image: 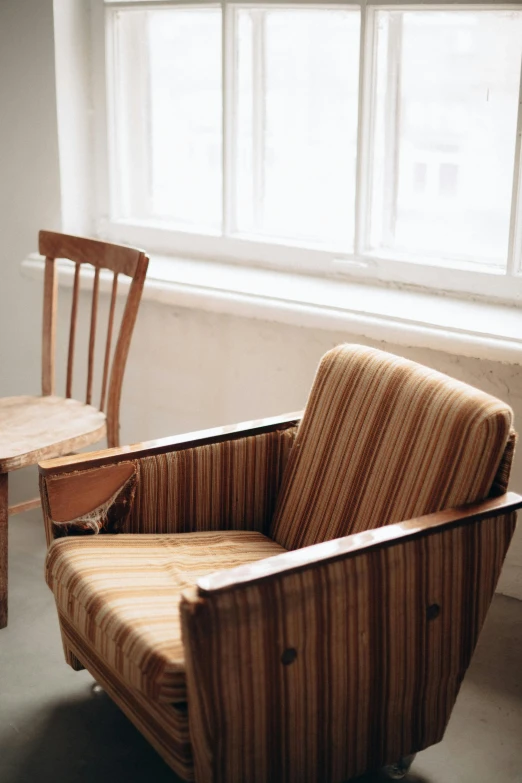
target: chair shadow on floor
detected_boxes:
[3,679,435,783]
[1,684,180,783]
[462,595,522,703]
[354,768,431,783]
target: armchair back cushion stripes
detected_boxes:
[271,345,513,550]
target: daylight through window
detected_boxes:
[101,2,522,297]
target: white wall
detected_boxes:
[0,1,521,600]
[0,0,62,503]
[0,0,62,396]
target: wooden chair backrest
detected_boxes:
[39,230,149,448]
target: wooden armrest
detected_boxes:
[197,491,522,594]
[39,412,302,544]
[38,411,302,476]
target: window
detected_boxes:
[95,2,522,300]
[234,9,360,248]
[369,10,522,267]
[110,7,223,230]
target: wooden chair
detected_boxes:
[0,230,149,628]
[39,345,521,782]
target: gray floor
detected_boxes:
[1,509,521,783]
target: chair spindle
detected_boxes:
[100,272,119,412]
[66,261,81,399]
[42,257,57,396]
[86,266,100,406]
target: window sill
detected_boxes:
[21,254,522,365]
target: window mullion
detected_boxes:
[507,54,522,277]
[222,2,236,237]
[381,13,402,249]
[252,9,266,234]
[354,1,374,256]
[112,9,153,220]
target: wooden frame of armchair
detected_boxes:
[39,410,522,783]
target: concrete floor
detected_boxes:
[1,509,521,783]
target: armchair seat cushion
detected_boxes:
[45,530,286,703]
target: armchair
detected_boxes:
[39,345,521,782]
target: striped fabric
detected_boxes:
[46,531,286,702]
[490,430,517,497]
[271,345,513,550]
[126,427,297,535]
[181,512,517,783]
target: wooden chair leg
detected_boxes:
[0,472,8,629]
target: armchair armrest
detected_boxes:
[180,493,521,783]
[196,491,522,592]
[39,412,301,545]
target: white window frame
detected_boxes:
[91,0,522,303]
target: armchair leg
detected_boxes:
[60,625,85,671]
[66,649,85,671]
[0,472,8,629]
[63,644,85,671]
[381,754,417,779]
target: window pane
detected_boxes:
[370,11,522,266]
[111,8,222,231]
[235,9,360,250]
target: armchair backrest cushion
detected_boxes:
[271,345,513,550]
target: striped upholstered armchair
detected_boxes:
[40,345,521,782]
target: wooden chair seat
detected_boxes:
[0,395,106,472]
